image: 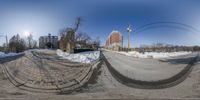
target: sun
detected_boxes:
[23,30,31,37]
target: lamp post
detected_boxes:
[127,24,132,50]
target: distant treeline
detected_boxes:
[0,34,37,53]
[119,43,200,52]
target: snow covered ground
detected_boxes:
[56,49,100,63]
[104,49,192,59]
[119,51,192,59]
[0,52,22,58]
[2,49,99,63]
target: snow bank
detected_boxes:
[141,52,192,59]
[115,51,191,59]
[56,49,100,63]
[0,52,22,58]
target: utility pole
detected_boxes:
[0,33,8,53]
[5,35,8,52]
[127,24,132,49]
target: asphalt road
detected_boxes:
[103,51,198,81]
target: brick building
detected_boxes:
[105,30,123,51]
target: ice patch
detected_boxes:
[0,52,22,58]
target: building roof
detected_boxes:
[107,30,122,40]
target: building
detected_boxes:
[105,30,123,51]
[39,33,58,49]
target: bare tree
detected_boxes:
[59,17,82,53]
[75,32,92,48]
[9,34,26,53]
[74,17,82,32]
[75,32,91,42]
[26,34,37,49]
[27,34,33,49]
[94,36,100,48]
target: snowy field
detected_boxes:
[104,49,192,59]
[57,49,100,63]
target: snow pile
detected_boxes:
[0,52,22,58]
[142,52,192,59]
[117,51,192,59]
[57,49,100,63]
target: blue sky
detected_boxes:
[0,0,200,47]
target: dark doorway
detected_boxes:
[46,42,54,49]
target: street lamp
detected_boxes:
[127,24,132,50]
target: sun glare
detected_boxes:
[23,30,30,37]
